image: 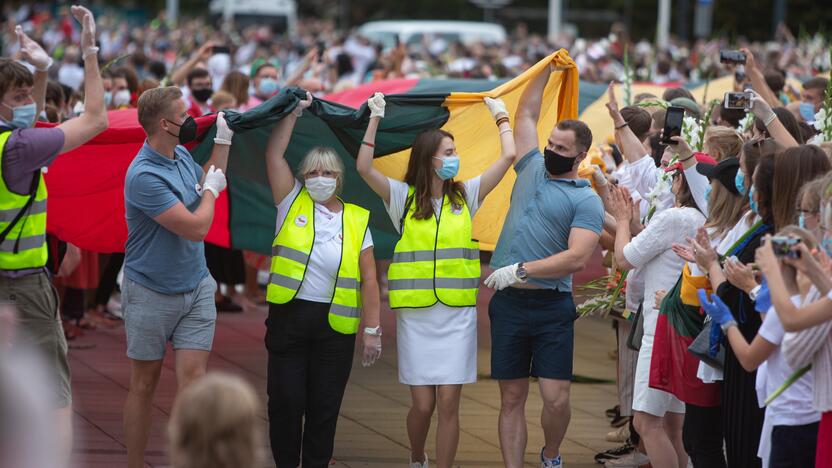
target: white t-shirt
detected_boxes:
[757,298,821,427]
[384,176,482,233]
[276,180,373,303]
[684,165,711,217]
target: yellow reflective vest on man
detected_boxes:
[0,130,48,271]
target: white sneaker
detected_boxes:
[606,424,630,442]
[540,447,562,467]
[409,453,428,468]
[604,450,649,467]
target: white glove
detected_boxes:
[368,92,386,118]
[592,164,607,186]
[202,165,227,198]
[747,89,775,126]
[484,97,508,121]
[16,26,52,71]
[70,5,97,57]
[362,333,382,367]
[294,91,313,117]
[484,263,526,291]
[214,112,233,145]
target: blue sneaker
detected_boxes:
[540,447,562,467]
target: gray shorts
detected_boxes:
[122,275,217,361]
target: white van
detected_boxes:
[357,20,507,50]
[209,0,297,33]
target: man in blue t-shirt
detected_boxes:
[483,65,605,468]
[122,85,234,468]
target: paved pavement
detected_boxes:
[69,263,622,468]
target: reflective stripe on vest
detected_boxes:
[388,186,480,309]
[0,131,48,270]
[266,187,369,334]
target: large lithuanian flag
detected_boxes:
[43,49,579,258]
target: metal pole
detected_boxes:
[656,0,671,49]
[548,0,562,41]
[165,0,178,26]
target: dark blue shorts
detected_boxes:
[488,287,576,381]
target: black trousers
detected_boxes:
[265,299,355,468]
[95,253,124,306]
[769,422,819,468]
[684,403,727,468]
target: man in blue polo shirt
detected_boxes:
[122,85,234,468]
[483,65,605,468]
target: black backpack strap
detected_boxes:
[0,171,40,245]
[399,193,414,233]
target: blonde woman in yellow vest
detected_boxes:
[357,93,516,468]
[262,91,381,468]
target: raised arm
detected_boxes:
[265,92,312,204]
[748,90,798,148]
[201,112,233,173]
[57,6,108,153]
[15,26,50,116]
[478,97,516,202]
[741,48,781,108]
[606,83,648,164]
[169,41,214,86]
[514,62,551,160]
[284,48,318,88]
[608,185,636,269]
[356,93,391,204]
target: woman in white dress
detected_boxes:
[356,93,515,468]
[608,157,707,468]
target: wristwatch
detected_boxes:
[748,284,762,301]
[364,326,382,336]
[515,262,528,281]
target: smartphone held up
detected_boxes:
[661,106,685,145]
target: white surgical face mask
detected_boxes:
[113,89,131,107]
[305,176,338,202]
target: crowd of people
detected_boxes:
[3,2,832,468]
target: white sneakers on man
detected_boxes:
[409,453,428,468]
[603,450,649,467]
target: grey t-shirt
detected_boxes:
[123,141,209,294]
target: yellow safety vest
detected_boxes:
[0,130,48,271]
[388,186,480,308]
[266,187,369,334]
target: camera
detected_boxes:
[771,236,802,259]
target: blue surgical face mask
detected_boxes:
[258,78,279,97]
[704,185,713,205]
[749,184,759,214]
[1,102,37,129]
[734,170,746,196]
[433,154,460,180]
[823,234,832,257]
[104,91,113,108]
[800,101,816,122]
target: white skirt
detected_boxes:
[396,303,477,385]
[632,332,686,416]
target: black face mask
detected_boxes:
[543,148,579,175]
[165,116,198,145]
[191,88,213,103]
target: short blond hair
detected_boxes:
[704,126,743,160]
[137,86,182,135]
[297,146,345,194]
[210,90,236,110]
[168,373,260,468]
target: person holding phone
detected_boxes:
[356,92,515,468]
[701,226,821,468]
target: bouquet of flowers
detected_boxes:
[810,48,832,145]
[575,272,629,319]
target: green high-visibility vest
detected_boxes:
[388,186,480,309]
[266,187,369,334]
[0,130,48,271]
